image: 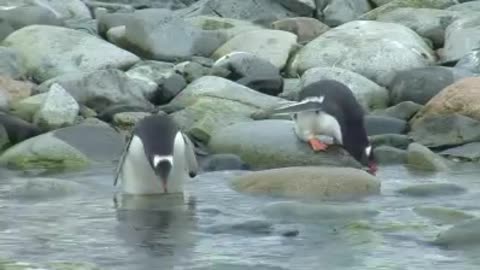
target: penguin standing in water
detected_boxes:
[114,114,199,195]
[272,80,378,175]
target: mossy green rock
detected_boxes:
[231,166,381,200]
[209,120,361,169]
[9,93,47,122]
[0,132,90,171]
[359,0,459,20]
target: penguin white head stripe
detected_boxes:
[153,155,173,167]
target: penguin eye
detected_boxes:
[292,113,298,119]
[314,110,320,115]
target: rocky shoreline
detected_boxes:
[0,0,480,266]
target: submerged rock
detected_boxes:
[434,218,480,247]
[397,183,467,197]
[200,153,250,172]
[209,120,361,169]
[413,206,475,225]
[4,177,81,200]
[370,134,412,149]
[406,142,449,171]
[231,166,381,200]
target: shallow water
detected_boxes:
[0,164,480,270]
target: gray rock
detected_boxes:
[370,133,412,149]
[208,120,361,169]
[90,0,189,9]
[0,16,14,41]
[373,145,407,164]
[0,112,41,144]
[184,16,264,41]
[434,218,480,247]
[413,206,474,225]
[169,76,289,142]
[397,183,467,197]
[200,153,250,172]
[35,69,155,113]
[0,123,8,150]
[84,0,135,14]
[408,114,480,148]
[376,8,460,48]
[124,8,226,61]
[29,0,92,19]
[0,5,63,30]
[9,93,46,122]
[388,66,472,105]
[112,111,150,130]
[320,0,371,27]
[299,67,389,111]
[212,51,283,96]
[446,1,480,13]
[174,60,211,83]
[443,16,480,62]
[5,177,81,200]
[0,123,124,171]
[231,166,381,200]
[271,17,330,44]
[359,0,459,20]
[2,25,140,83]
[176,0,298,25]
[288,20,435,86]
[372,101,423,121]
[281,78,301,98]
[276,0,315,16]
[406,142,449,171]
[261,201,379,222]
[212,29,298,70]
[96,9,133,36]
[455,49,480,74]
[62,17,98,35]
[439,142,480,161]
[126,60,175,85]
[106,25,128,48]
[33,83,79,131]
[365,115,408,136]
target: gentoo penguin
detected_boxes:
[113,114,199,194]
[272,80,378,175]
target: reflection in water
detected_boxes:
[113,193,198,268]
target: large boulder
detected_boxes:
[288,20,435,86]
[359,0,459,20]
[168,76,289,142]
[208,119,361,169]
[409,114,480,148]
[299,67,389,111]
[319,0,371,27]
[1,25,140,82]
[410,77,480,127]
[455,49,480,75]
[35,69,155,113]
[376,8,460,48]
[231,166,381,200]
[175,0,298,25]
[123,9,226,61]
[442,16,480,62]
[0,123,124,171]
[271,17,330,44]
[212,29,298,70]
[0,46,24,79]
[388,66,472,105]
[406,142,449,171]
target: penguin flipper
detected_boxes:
[272,101,325,115]
[113,134,133,186]
[182,133,199,178]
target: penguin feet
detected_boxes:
[308,138,328,151]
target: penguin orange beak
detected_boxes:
[308,138,328,151]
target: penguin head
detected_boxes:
[361,145,377,176]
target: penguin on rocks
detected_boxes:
[271,80,378,175]
[113,113,199,195]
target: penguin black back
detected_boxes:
[300,80,370,163]
[133,114,179,163]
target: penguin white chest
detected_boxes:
[120,136,163,194]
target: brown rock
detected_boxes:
[231,166,381,201]
[0,76,34,105]
[410,77,480,128]
[271,17,330,44]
